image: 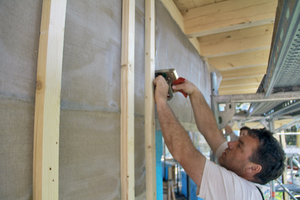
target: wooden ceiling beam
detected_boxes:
[207,49,270,71]
[219,88,258,95]
[220,65,267,80]
[161,0,201,54]
[198,24,274,57]
[219,83,260,93]
[220,76,264,88]
[182,0,277,38]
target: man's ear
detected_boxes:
[245,163,262,175]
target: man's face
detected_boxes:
[218,135,259,178]
[240,129,248,137]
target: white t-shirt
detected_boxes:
[197,142,266,200]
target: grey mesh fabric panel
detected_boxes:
[60,1,122,199]
[0,0,42,199]
[0,0,212,199]
[135,1,146,196]
[155,0,211,126]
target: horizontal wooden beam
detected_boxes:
[189,37,201,54]
[207,49,270,71]
[220,65,267,80]
[173,0,217,11]
[220,76,264,88]
[198,24,274,57]
[161,0,201,54]
[219,83,260,94]
[219,88,258,95]
[161,0,184,31]
[182,0,277,37]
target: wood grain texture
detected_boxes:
[183,0,277,37]
[121,0,135,199]
[33,0,67,199]
[145,0,157,199]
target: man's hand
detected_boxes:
[153,75,169,103]
[172,79,197,96]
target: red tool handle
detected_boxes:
[172,77,188,98]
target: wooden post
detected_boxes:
[121,0,135,199]
[33,0,67,199]
[145,0,156,199]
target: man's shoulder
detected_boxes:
[202,159,262,199]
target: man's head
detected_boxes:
[219,128,285,185]
[240,126,250,137]
[247,128,286,184]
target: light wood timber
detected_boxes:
[219,84,260,95]
[145,0,157,199]
[173,0,226,11]
[198,24,274,57]
[182,0,277,38]
[121,0,135,199]
[161,0,201,54]
[219,88,258,95]
[172,0,196,11]
[208,49,270,71]
[33,0,67,199]
[220,65,267,80]
[189,37,201,54]
[161,0,184,32]
[220,76,264,88]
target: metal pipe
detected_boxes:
[276,179,297,200]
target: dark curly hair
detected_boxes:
[247,128,286,185]
[240,126,250,132]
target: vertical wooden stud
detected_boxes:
[145,0,157,199]
[33,0,67,199]
[121,0,135,199]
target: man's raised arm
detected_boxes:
[154,76,206,187]
[172,79,226,153]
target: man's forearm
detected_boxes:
[189,89,226,153]
[156,99,206,186]
[156,99,193,159]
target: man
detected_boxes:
[224,125,250,141]
[154,76,285,200]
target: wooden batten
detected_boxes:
[121,0,135,199]
[145,0,156,199]
[33,0,67,199]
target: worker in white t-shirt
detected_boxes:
[154,76,285,200]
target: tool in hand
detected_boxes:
[155,69,188,100]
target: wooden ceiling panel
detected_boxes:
[173,0,225,11]
[166,0,277,95]
[219,87,258,95]
[198,24,274,57]
[182,0,277,37]
[173,0,197,11]
[220,65,267,80]
[207,49,270,71]
[220,76,264,88]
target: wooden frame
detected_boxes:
[121,0,135,199]
[33,0,67,199]
[145,0,156,199]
